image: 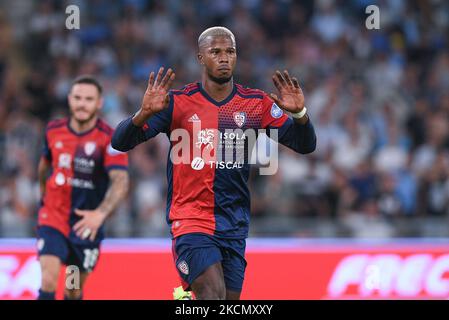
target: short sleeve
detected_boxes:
[104,137,129,172]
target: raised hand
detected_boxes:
[133,67,175,126]
[270,70,305,114]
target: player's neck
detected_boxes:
[69,116,98,134]
[201,77,234,102]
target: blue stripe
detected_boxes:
[105,165,128,171]
[199,82,237,107]
[165,143,173,235]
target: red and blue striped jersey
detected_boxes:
[112,82,316,239]
[39,118,128,240]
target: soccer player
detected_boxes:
[37,76,129,300]
[112,26,316,300]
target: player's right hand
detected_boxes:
[133,67,175,126]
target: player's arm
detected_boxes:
[97,169,129,218]
[38,130,52,199]
[111,67,175,151]
[37,157,51,199]
[267,70,316,154]
[73,169,129,241]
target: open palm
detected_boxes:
[270,70,305,113]
[142,67,176,116]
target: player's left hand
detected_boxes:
[73,209,107,241]
[270,70,305,113]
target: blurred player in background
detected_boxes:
[112,26,316,299]
[37,76,129,300]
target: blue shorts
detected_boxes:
[172,233,247,292]
[36,226,101,273]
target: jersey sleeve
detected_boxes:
[260,93,290,137]
[260,93,316,154]
[104,135,129,172]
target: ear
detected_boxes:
[97,96,104,110]
[197,53,204,65]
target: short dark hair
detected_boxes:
[71,75,103,95]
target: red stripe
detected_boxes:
[183,83,199,94]
[172,83,199,94]
[168,95,217,238]
[38,127,74,237]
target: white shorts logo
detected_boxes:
[177,260,189,275]
[37,238,45,252]
[191,157,205,170]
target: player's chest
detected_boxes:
[172,98,264,131]
[49,136,104,173]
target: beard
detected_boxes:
[71,109,97,124]
[208,71,232,85]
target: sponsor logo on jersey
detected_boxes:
[74,157,95,174]
[55,172,66,186]
[58,153,72,169]
[188,113,201,123]
[191,157,205,170]
[196,129,215,150]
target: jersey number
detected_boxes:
[83,249,99,271]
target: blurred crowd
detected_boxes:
[0,0,448,238]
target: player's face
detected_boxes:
[198,36,236,84]
[68,83,102,123]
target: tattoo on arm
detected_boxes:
[97,169,130,217]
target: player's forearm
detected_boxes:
[38,157,50,198]
[97,170,129,218]
[132,109,154,127]
[111,116,148,152]
[280,118,317,154]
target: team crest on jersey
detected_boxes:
[233,111,246,128]
[84,142,96,156]
[271,103,283,119]
[177,260,189,275]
